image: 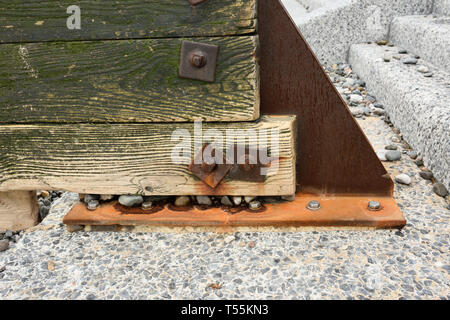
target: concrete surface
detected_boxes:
[434,0,450,15]
[349,43,450,189]
[390,15,450,74]
[0,116,448,299]
[282,0,433,65]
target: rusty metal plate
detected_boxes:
[189,144,233,188]
[63,194,406,229]
[179,40,219,82]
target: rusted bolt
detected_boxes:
[248,200,262,211]
[306,200,321,211]
[87,199,99,211]
[368,200,381,211]
[190,51,207,68]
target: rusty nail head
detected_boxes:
[368,200,381,211]
[306,200,321,211]
[190,51,207,68]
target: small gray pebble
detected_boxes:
[232,196,242,206]
[174,196,190,207]
[408,151,418,159]
[244,196,256,203]
[385,144,398,150]
[0,239,9,252]
[432,183,448,197]
[221,196,233,206]
[196,196,212,206]
[385,150,402,161]
[395,174,412,185]
[402,58,418,65]
[118,195,143,207]
[419,171,433,180]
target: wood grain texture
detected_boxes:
[0,191,39,231]
[0,0,257,43]
[0,36,259,123]
[0,116,296,196]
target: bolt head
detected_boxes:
[248,200,262,211]
[306,200,320,211]
[87,199,99,211]
[368,200,381,211]
[142,201,153,210]
[190,51,207,68]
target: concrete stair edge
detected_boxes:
[349,43,450,188]
[389,15,450,74]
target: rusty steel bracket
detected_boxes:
[179,40,219,82]
[259,0,394,196]
[188,144,233,188]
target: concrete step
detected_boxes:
[282,0,433,65]
[434,0,450,15]
[349,43,450,188]
[281,0,308,18]
[390,15,450,73]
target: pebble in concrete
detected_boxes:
[417,66,429,73]
[385,144,398,150]
[395,174,412,185]
[385,150,402,161]
[419,171,433,180]
[432,183,448,197]
[0,240,9,252]
[402,57,418,65]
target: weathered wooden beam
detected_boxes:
[0,36,259,123]
[0,0,256,43]
[0,116,296,196]
[0,191,39,231]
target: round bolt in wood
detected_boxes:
[87,199,99,211]
[306,200,320,211]
[190,51,207,68]
[368,200,381,211]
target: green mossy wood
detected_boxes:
[0,116,296,196]
[0,0,256,43]
[0,36,259,123]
